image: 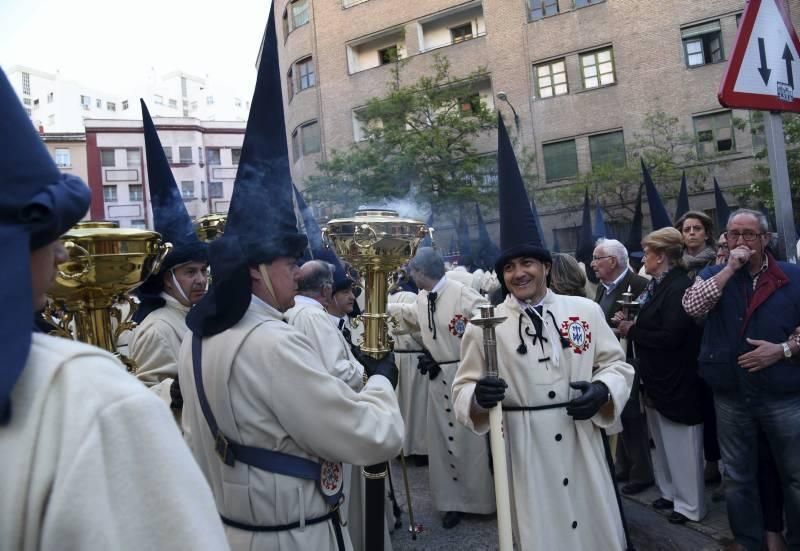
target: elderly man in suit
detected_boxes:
[591,238,653,495]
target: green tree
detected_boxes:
[740,111,800,212]
[303,54,500,217]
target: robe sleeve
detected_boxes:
[291,308,364,391]
[586,301,634,429]
[453,322,490,435]
[40,372,229,550]
[240,329,404,466]
[130,319,179,387]
[387,302,420,336]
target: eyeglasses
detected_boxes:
[591,255,614,262]
[726,231,764,243]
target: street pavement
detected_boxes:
[388,457,726,550]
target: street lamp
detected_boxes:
[496,91,520,131]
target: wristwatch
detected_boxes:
[782,342,793,359]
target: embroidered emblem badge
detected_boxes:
[560,316,592,354]
[320,461,344,498]
[449,314,468,337]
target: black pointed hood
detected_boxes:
[136,100,208,322]
[575,189,596,282]
[474,203,500,270]
[0,66,90,424]
[187,8,307,337]
[626,183,644,256]
[713,178,731,232]
[495,114,550,275]
[675,171,690,220]
[641,158,672,230]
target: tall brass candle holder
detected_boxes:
[324,208,428,551]
[45,221,171,371]
[195,213,227,242]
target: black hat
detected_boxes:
[187,8,307,336]
[0,66,90,424]
[494,114,550,276]
[135,100,208,322]
[474,203,499,269]
[575,189,596,282]
[641,158,672,230]
[713,178,731,232]
[675,171,690,220]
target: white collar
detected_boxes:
[293,294,325,309]
[250,293,283,319]
[160,291,191,313]
[601,269,628,292]
[431,277,447,294]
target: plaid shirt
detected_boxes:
[682,255,769,318]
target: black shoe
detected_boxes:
[614,471,630,482]
[652,498,674,510]
[442,511,463,529]
[668,511,690,524]
[621,481,653,495]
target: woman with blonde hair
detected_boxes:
[549,253,587,298]
[614,227,706,524]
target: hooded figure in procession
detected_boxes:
[128,100,209,416]
[0,66,229,551]
[452,116,634,550]
[176,10,403,551]
[389,245,496,529]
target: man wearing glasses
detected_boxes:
[590,239,653,495]
[683,209,800,551]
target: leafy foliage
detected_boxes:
[303,55,499,218]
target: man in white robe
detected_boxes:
[129,100,209,416]
[452,117,634,550]
[389,247,495,529]
[0,67,228,550]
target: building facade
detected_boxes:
[84,117,245,228]
[271,0,799,249]
[6,65,251,133]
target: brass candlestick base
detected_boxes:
[45,221,171,371]
[324,208,428,551]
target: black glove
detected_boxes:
[566,381,610,420]
[359,352,398,388]
[169,377,183,410]
[416,351,441,381]
[474,376,507,409]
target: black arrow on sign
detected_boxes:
[758,38,771,85]
[783,44,795,88]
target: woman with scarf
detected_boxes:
[614,228,706,525]
[675,211,723,486]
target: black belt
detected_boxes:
[503,401,570,412]
[221,509,345,550]
[438,359,459,365]
[394,349,424,354]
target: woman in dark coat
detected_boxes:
[615,227,706,525]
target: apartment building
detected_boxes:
[270,0,799,248]
[6,65,251,133]
[84,117,245,228]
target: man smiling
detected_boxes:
[452,117,634,549]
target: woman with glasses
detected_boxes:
[614,227,706,525]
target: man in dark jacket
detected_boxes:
[683,209,800,551]
[591,238,653,495]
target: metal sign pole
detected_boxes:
[763,111,797,263]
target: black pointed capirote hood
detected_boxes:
[641,158,672,230]
[495,114,550,274]
[675,171,690,220]
[0,66,90,424]
[713,178,731,232]
[187,7,307,337]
